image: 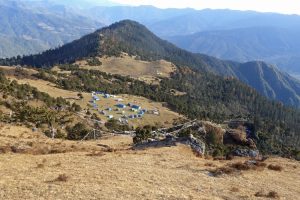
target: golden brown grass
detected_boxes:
[76,55,176,84]
[0,123,299,199]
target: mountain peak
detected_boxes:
[107,19,144,28]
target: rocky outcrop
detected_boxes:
[186,134,206,156]
[233,148,259,158]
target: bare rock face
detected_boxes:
[186,134,206,156]
[233,148,259,158]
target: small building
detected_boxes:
[153,111,159,115]
[99,110,106,115]
[92,95,100,101]
[128,115,135,119]
[138,110,145,115]
[116,104,126,109]
[131,105,141,110]
[104,94,110,98]
[108,115,114,119]
[107,107,112,111]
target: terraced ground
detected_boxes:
[0,124,299,200]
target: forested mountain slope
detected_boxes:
[2,20,300,107]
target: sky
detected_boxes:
[109,0,300,15]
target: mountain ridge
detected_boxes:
[167,26,300,77]
[1,20,300,107]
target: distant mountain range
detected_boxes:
[81,6,300,78]
[2,20,300,108]
[1,2,300,78]
[0,0,103,58]
[167,26,300,78]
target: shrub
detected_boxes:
[212,144,231,157]
[255,191,279,199]
[204,123,225,145]
[178,128,194,138]
[66,123,90,140]
[87,57,102,66]
[77,93,83,99]
[36,163,44,168]
[133,126,153,144]
[209,166,235,177]
[55,174,68,182]
[226,154,234,160]
[44,129,65,139]
[72,103,82,112]
[230,162,251,170]
[204,163,217,167]
[268,164,283,171]
[105,119,130,131]
[230,187,240,192]
[254,161,267,168]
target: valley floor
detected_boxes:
[0,125,299,200]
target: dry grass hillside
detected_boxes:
[76,55,176,84]
[0,124,299,200]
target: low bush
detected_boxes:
[204,123,225,145]
[255,191,279,199]
[55,174,68,182]
[204,163,217,167]
[209,166,236,176]
[87,57,102,66]
[66,123,90,140]
[133,126,155,144]
[105,119,131,131]
[209,160,267,177]
[268,164,283,171]
[230,187,240,192]
[230,162,251,170]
